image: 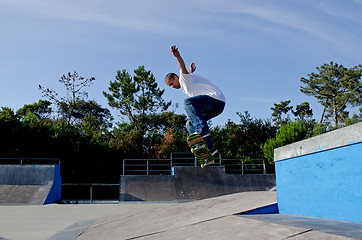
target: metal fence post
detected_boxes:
[123,159,125,176]
[242,159,244,174]
[90,185,93,203]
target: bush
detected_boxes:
[263,121,307,164]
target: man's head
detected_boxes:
[165,73,181,89]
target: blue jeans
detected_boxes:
[183,95,225,151]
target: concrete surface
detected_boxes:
[78,191,277,240]
[0,202,179,240]
[121,166,275,201]
[243,214,362,239]
[76,191,360,240]
[0,192,360,240]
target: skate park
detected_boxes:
[0,122,361,239]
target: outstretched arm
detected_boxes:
[170,45,188,74]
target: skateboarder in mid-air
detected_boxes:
[165,45,226,166]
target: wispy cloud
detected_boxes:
[1,0,159,30]
[238,97,276,103]
[202,0,362,59]
[0,65,17,73]
[1,0,361,59]
[213,1,334,41]
[353,0,362,5]
[0,0,211,36]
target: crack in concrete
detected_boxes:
[282,229,313,239]
[125,215,229,239]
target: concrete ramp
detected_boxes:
[120,166,275,201]
[77,192,280,240]
[76,191,356,239]
[0,165,61,205]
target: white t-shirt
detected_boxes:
[179,71,226,102]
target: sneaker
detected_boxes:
[201,154,215,168]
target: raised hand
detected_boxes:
[170,45,188,74]
[171,45,180,58]
[190,62,196,73]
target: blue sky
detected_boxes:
[1,0,362,126]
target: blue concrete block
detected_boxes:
[276,142,362,223]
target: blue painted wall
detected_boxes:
[276,142,362,223]
[44,164,62,205]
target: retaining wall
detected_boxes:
[275,122,362,223]
[120,166,275,201]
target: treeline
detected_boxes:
[0,62,361,182]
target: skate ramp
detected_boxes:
[78,192,277,240]
[76,191,356,240]
[120,166,275,201]
[0,164,61,204]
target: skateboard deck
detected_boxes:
[187,133,214,168]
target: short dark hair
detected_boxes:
[165,73,177,82]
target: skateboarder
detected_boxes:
[165,45,226,158]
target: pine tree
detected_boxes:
[300,62,362,127]
[103,66,172,155]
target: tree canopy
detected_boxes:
[300,62,362,127]
[1,61,362,187]
[103,65,171,133]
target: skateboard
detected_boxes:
[187,133,214,168]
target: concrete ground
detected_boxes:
[0,202,179,240]
[0,192,361,240]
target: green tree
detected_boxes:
[148,112,188,158]
[292,102,317,137]
[0,107,18,122]
[271,100,293,128]
[212,111,276,159]
[39,71,96,125]
[292,102,313,122]
[341,106,362,126]
[62,100,113,128]
[263,121,307,164]
[16,100,52,121]
[0,107,20,151]
[103,66,172,155]
[300,62,362,127]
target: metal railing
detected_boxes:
[123,154,266,175]
[61,183,120,202]
[0,157,61,165]
[123,159,172,175]
[221,159,266,174]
